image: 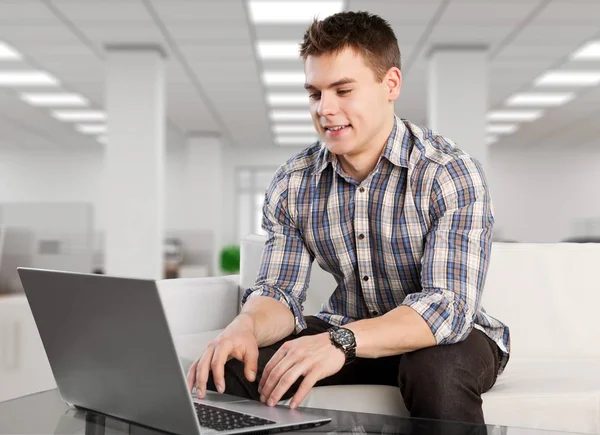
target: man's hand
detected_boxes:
[258,333,345,409]
[186,314,259,399]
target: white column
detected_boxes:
[427,46,489,173]
[104,45,166,279]
[186,135,223,276]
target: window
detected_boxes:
[237,167,278,239]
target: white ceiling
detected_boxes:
[0,0,599,151]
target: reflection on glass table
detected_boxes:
[0,389,586,435]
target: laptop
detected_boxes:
[18,267,331,435]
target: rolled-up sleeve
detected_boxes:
[402,156,494,345]
[241,168,314,334]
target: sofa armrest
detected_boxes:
[157,276,240,336]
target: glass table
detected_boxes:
[0,389,583,435]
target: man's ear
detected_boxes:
[386,67,402,101]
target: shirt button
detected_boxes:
[371,310,379,316]
[358,233,365,240]
[359,187,365,193]
[363,275,369,282]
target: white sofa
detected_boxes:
[2,237,599,433]
[159,235,600,435]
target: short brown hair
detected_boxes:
[300,11,401,82]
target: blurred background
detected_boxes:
[0,0,600,293]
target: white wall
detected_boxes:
[0,148,105,230]
[0,145,215,233]
[489,144,600,242]
[2,141,599,271]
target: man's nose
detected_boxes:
[317,93,338,117]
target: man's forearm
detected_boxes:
[237,296,296,348]
[345,306,436,358]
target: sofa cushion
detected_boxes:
[157,277,239,336]
[244,235,600,362]
[483,359,600,434]
[173,329,223,373]
[283,385,408,417]
[483,243,600,360]
[283,360,600,434]
[175,330,600,435]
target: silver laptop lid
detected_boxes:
[18,267,201,435]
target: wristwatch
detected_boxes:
[328,327,356,365]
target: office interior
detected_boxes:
[0,0,599,288]
[1,0,600,426]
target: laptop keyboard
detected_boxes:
[194,402,276,432]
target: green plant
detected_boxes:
[220,245,241,274]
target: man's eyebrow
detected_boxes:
[304,77,356,90]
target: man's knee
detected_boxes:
[398,333,494,422]
[206,358,257,399]
[399,344,472,400]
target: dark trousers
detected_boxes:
[207,316,500,424]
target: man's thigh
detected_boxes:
[397,328,500,424]
[316,354,401,388]
[208,316,331,400]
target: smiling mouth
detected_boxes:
[324,124,351,131]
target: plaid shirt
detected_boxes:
[243,116,510,373]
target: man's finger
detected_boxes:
[195,346,215,398]
[260,349,300,402]
[243,344,259,383]
[186,358,200,392]
[289,372,320,409]
[266,362,307,406]
[259,345,289,393]
[210,341,234,393]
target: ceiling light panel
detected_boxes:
[21,93,89,107]
[572,41,600,60]
[267,93,309,106]
[535,71,600,87]
[52,110,106,122]
[275,135,319,145]
[485,136,498,145]
[270,110,312,121]
[272,124,315,134]
[257,41,301,60]
[486,124,518,135]
[76,124,107,134]
[505,92,575,107]
[487,110,543,122]
[0,41,22,60]
[263,71,305,86]
[0,71,59,86]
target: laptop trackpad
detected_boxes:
[197,390,251,403]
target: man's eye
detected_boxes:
[309,94,321,100]
[338,89,351,95]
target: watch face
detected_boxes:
[334,329,354,346]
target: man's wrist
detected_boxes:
[235,312,256,334]
[327,328,356,364]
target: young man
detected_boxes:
[187,11,510,424]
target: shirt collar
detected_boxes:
[380,115,410,169]
[314,115,410,175]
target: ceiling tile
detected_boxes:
[149,0,249,23]
[51,0,153,22]
[0,0,58,23]
[510,25,599,45]
[349,1,443,23]
[439,1,540,24]
[533,1,600,24]
[428,24,514,45]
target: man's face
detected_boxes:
[304,47,400,157]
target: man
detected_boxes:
[187,11,510,424]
